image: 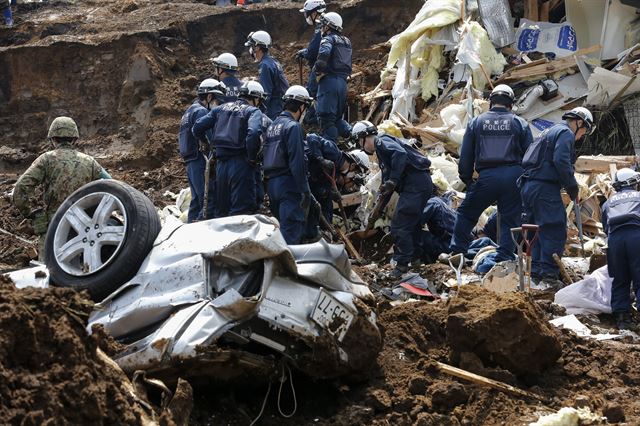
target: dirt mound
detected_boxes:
[0,276,148,424]
[446,286,562,376]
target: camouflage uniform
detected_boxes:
[13,117,110,257]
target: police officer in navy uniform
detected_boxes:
[211,52,242,104]
[263,85,314,245]
[179,78,226,222]
[296,0,326,125]
[602,168,640,330]
[520,106,594,285]
[448,84,533,266]
[352,120,433,278]
[192,81,265,218]
[304,132,343,240]
[245,31,290,120]
[314,12,352,142]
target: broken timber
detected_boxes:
[574,155,637,174]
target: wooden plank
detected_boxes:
[610,163,618,181]
[437,362,548,402]
[574,155,636,173]
[539,0,550,22]
[335,192,362,209]
[525,0,539,21]
[497,45,602,83]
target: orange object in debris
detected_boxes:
[237,0,245,5]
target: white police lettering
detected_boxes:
[267,123,284,138]
[482,119,511,131]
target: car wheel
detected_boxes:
[45,179,161,301]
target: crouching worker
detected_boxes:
[263,85,314,245]
[351,120,433,278]
[13,117,111,259]
[602,168,640,330]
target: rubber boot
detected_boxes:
[615,312,633,331]
[389,264,408,279]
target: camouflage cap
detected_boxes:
[47,116,79,139]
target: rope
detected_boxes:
[249,381,272,426]
[277,363,298,418]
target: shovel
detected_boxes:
[202,152,214,220]
[574,202,585,258]
[510,224,540,292]
[313,200,363,262]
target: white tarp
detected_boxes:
[554,266,612,315]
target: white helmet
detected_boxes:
[239,80,266,100]
[489,84,515,104]
[351,120,377,140]
[300,0,326,24]
[346,149,370,172]
[614,168,640,191]
[320,12,343,32]
[211,52,238,71]
[245,31,272,48]
[562,106,595,135]
[198,78,226,96]
[283,85,313,104]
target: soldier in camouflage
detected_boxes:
[13,116,111,258]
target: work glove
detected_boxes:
[380,179,397,196]
[31,210,49,236]
[295,49,306,60]
[321,159,335,174]
[330,189,342,202]
[566,185,579,201]
[199,140,211,154]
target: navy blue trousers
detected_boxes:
[215,156,257,218]
[391,171,433,266]
[267,174,305,245]
[608,227,640,313]
[305,180,333,239]
[317,75,350,141]
[186,155,215,222]
[521,179,566,279]
[450,166,522,261]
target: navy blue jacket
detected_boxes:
[179,101,209,162]
[191,99,262,161]
[459,107,532,181]
[263,111,310,194]
[220,74,242,104]
[259,55,289,110]
[421,196,456,238]
[305,133,343,167]
[522,121,578,190]
[315,31,352,78]
[375,134,431,186]
[301,24,322,68]
[602,188,640,235]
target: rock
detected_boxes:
[446,286,562,376]
[415,412,461,426]
[367,389,392,412]
[408,375,429,395]
[573,395,590,409]
[429,382,469,411]
[603,403,625,423]
[458,351,485,374]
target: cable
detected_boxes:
[249,381,272,426]
[277,363,297,418]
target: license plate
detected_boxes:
[310,289,355,342]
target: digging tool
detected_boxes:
[298,57,304,85]
[510,224,540,292]
[202,151,214,220]
[574,202,585,258]
[323,169,349,228]
[495,209,501,244]
[312,198,363,261]
[552,253,574,285]
[448,253,464,289]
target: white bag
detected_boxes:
[554,266,612,315]
[515,19,578,58]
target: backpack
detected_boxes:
[522,128,551,170]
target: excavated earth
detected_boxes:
[2,1,640,425]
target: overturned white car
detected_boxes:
[8,180,382,382]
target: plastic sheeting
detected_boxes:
[554,266,612,315]
[456,21,507,89]
[478,0,515,48]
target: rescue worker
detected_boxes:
[314,12,352,141]
[336,149,369,193]
[352,120,433,278]
[295,0,326,125]
[192,81,265,218]
[211,52,242,103]
[13,117,111,258]
[419,195,457,264]
[520,106,594,284]
[601,168,640,330]
[448,84,533,267]
[263,85,314,245]
[304,132,343,240]
[179,78,226,222]
[245,31,289,120]
[2,0,12,27]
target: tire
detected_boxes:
[45,179,161,301]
